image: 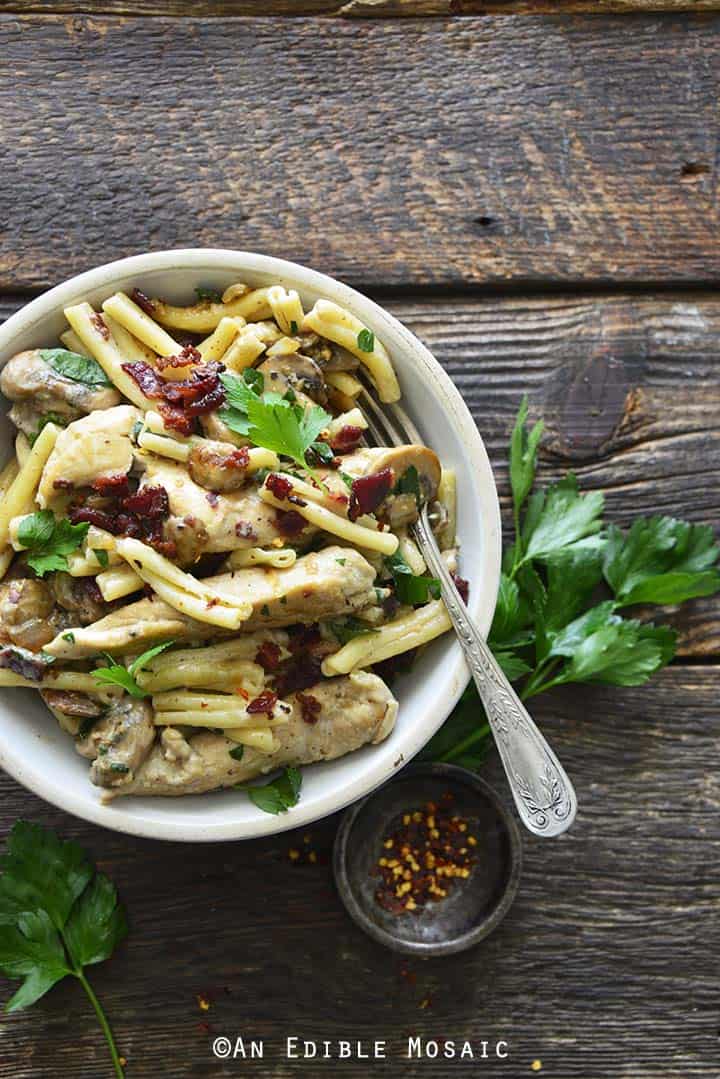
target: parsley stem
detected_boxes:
[75,969,125,1079]
[439,722,491,762]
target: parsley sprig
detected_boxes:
[91,642,175,697]
[240,767,302,815]
[219,370,332,474]
[423,397,720,765]
[0,822,127,1077]
[18,511,89,577]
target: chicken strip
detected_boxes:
[139,457,315,560]
[75,697,155,790]
[44,546,377,659]
[109,670,398,799]
[37,405,140,508]
[1,349,121,431]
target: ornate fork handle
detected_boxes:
[414,511,577,837]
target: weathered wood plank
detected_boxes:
[2,15,720,290]
[2,290,718,654]
[2,1,718,14]
[0,667,717,1077]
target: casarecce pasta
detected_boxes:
[0,280,461,803]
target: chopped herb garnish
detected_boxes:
[393,464,421,507]
[260,604,270,617]
[90,641,175,698]
[18,511,89,577]
[229,744,244,761]
[93,549,110,569]
[328,617,378,646]
[194,285,223,303]
[339,471,354,489]
[290,320,298,335]
[40,348,112,387]
[62,632,75,644]
[241,766,302,815]
[385,550,441,606]
[336,557,347,566]
[28,412,69,446]
[357,329,375,353]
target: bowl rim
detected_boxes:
[332,762,523,956]
[0,249,501,842]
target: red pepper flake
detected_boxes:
[91,313,110,340]
[348,468,394,521]
[131,287,156,315]
[373,797,477,915]
[297,692,321,725]
[266,473,294,499]
[234,686,250,700]
[246,690,278,715]
[255,640,282,672]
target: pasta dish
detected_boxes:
[0,282,462,804]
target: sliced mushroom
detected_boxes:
[50,574,109,626]
[1,349,121,419]
[75,697,155,790]
[0,578,57,651]
[256,352,328,406]
[296,333,360,373]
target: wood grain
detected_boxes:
[2,15,720,290]
[1,290,718,656]
[0,667,717,1078]
[1,1,718,14]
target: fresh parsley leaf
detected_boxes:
[28,412,69,446]
[18,511,89,577]
[385,550,440,606]
[328,617,378,646]
[0,822,127,1074]
[246,395,331,472]
[309,439,335,465]
[229,744,244,761]
[521,474,604,564]
[393,464,421,507]
[194,285,223,303]
[509,395,544,519]
[93,549,109,569]
[357,329,375,353]
[243,367,264,395]
[91,641,175,698]
[558,615,676,687]
[603,517,720,606]
[246,767,302,815]
[39,349,112,387]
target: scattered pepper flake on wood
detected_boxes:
[531,1062,543,1072]
[197,995,210,1012]
[373,796,477,915]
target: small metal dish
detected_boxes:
[333,763,522,956]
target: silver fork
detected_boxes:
[359,382,577,838]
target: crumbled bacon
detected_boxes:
[275,509,306,537]
[275,656,323,697]
[246,690,278,715]
[93,474,131,498]
[452,573,469,604]
[255,640,282,672]
[329,425,364,454]
[91,313,110,340]
[348,468,394,522]
[265,474,294,500]
[69,483,170,549]
[297,692,321,725]
[131,287,156,315]
[122,359,226,436]
[156,345,202,372]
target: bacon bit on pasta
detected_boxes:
[255,640,282,672]
[246,690,278,715]
[131,287,157,315]
[265,473,294,500]
[69,483,171,550]
[275,509,306,537]
[329,425,364,454]
[121,358,226,435]
[91,313,110,340]
[348,468,394,521]
[451,573,469,604]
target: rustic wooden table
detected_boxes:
[0,6,718,1078]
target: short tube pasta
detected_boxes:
[64,303,155,409]
[0,422,59,548]
[322,600,451,675]
[260,481,399,555]
[102,291,182,357]
[302,299,401,402]
[147,288,273,332]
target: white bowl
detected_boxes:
[0,250,501,842]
